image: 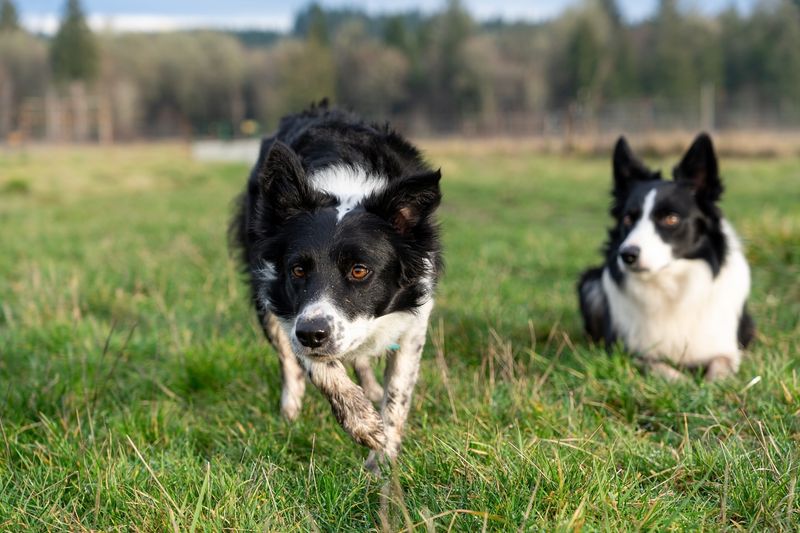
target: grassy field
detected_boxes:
[1,142,799,531]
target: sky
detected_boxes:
[19,0,758,34]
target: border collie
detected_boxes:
[231,102,442,471]
[578,133,754,381]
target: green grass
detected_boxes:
[1,143,798,530]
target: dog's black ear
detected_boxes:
[365,170,442,236]
[611,137,658,218]
[613,136,655,188]
[673,133,723,202]
[256,141,320,222]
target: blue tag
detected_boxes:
[387,343,401,351]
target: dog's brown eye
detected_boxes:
[290,265,306,279]
[661,214,681,227]
[623,215,633,227]
[350,264,370,280]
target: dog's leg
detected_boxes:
[353,356,383,403]
[705,356,736,382]
[578,267,610,343]
[365,327,427,474]
[642,360,686,382]
[264,312,306,421]
[305,359,386,450]
[737,306,756,349]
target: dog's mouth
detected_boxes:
[618,256,648,274]
[282,314,368,361]
[306,351,338,361]
[297,342,366,363]
[290,340,346,361]
[625,262,673,277]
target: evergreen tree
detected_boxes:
[424,0,479,122]
[566,18,602,98]
[50,0,98,82]
[384,15,409,51]
[548,1,616,109]
[307,4,329,46]
[760,0,800,107]
[382,14,421,111]
[597,0,635,98]
[649,0,697,102]
[0,0,19,31]
[598,0,622,28]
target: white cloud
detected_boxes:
[21,13,59,35]
[22,12,292,35]
[19,0,755,36]
[465,0,576,22]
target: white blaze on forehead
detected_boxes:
[621,189,674,272]
[308,165,388,221]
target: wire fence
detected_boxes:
[3,86,800,149]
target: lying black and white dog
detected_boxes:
[231,102,442,470]
[578,133,754,381]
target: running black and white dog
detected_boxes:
[231,102,442,470]
[578,133,754,381]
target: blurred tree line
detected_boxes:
[1,0,800,141]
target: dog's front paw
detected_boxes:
[705,357,735,382]
[644,360,687,382]
[346,405,386,450]
[331,390,386,449]
[364,450,389,476]
[280,394,302,421]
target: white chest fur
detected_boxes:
[337,299,434,363]
[602,220,751,369]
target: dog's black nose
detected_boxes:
[296,318,331,348]
[620,245,640,265]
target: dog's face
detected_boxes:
[266,210,409,359]
[250,142,440,360]
[610,134,724,275]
